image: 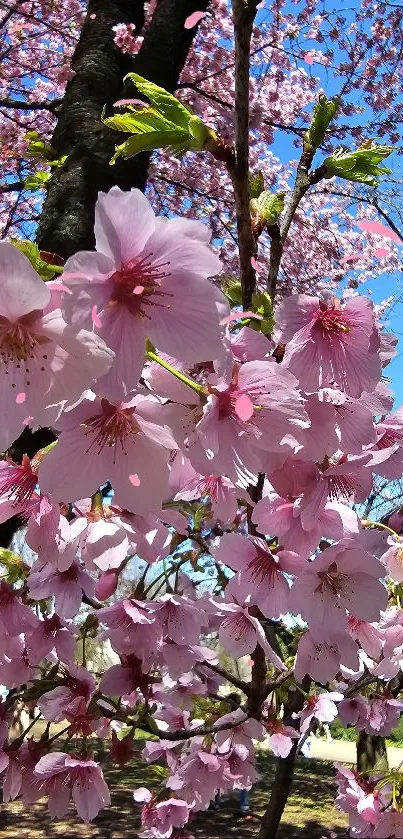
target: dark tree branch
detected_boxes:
[0,97,62,112]
[228,0,260,310]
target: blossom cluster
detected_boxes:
[0,186,403,835]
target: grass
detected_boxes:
[0,751,349,838]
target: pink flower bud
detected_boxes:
[95,570,118,600]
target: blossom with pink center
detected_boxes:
[26,614,76,666]
[0,453,43,525]
[301,388,378,461]
[274,292,381,397]
[100,654,153,700]
[38,394,175,515]
[61,186,226,394]
[97,599,161,666]
[214,709,266,754]
[210,600,285,669]
[34,752,110,822]
[152,673,207,711]
[213,533,303,617]
[152,595,207,646]
[363,694,403,736]
[289,541,388,638]
[170,454,243,524]
[186,361,308,485]
[337,696,370,729]
[27,512,84,573]
[221,745,260,791]
[265,722,299,758]
[0,740,43,805]
[294,630,360,684]
[28,558,94,619]
[296,691,344,735]
[133,788,190,838]
[167,748,226,809]
[252,489,359,560]
[38,666,95,723]
[0,242,114,450]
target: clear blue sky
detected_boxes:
[257,0,403,407]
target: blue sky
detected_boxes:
[255,0,403,407]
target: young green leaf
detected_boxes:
[124,73,193,129]
[10,239,63,279]
[250,191,285,226]
[249,170,265,199]
[323,142,394,186]
[23,171,51,190]
[305,96,338,151]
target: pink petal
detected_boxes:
[91,304,102,328]
[133,285,144,295]
[304,52,314,65]
[251,256,263,274]
[184,11,206,28]
[15,392,26,404]
[373,247,390,258]
[129,473,141,487]
[221,310,262,325]
[114,98,148,108]
[234,393,255,422]
[357,219,402,243]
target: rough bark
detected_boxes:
[37,0,209,258]
[356,731,388,773]
[258,681,310,839]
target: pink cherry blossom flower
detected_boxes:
[265,721,299,758]
[28,558,94,619]
[337,696,370,729]
[0,242,114,450]
[253,489,359,560]
[210,600,285,669]
[0,637,35,688]
[214,710,265,754]
[363,694,403,736]
[34,752,110,822]
[38,666,95,723]
[186,360,308,485]
[294,630,360,684]
[296,691,344,735]
[97,599,161,667]
[100,654,152,700]
[289,541,388,638]
[61,186,225,393]
[152,673,207,711]
[373,810,403,837]
[133,787,190,838]
[170,454,243,524]
[151,595,207,646]
[214,532,303,617]
[141,739,179,771]
[167,748,226,809]
[380,536,403,583]
[26,614,76,666]
[274,293,381,397]
[38,394,175,515]
[0,580,38,638]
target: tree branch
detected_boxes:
[0,97,62,112]
[228,0,259,309]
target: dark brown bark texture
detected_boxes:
[356,731,388,773]
[37,0,210,258]
[258,681,310,839]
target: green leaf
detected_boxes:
[105,75,217,163]
[252,290,274,335]
[125,73,193,129]
[10,239,63,279]
[23,171,51,191]
[249,170,265,199]
[305,96,338,151]
[221,280,243,306]
[250,191,284,226]
[323,142,394,186]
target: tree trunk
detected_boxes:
[37,0,210,258]
[257,681,310,839]
[356,731,388,773]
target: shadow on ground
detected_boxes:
[0,752,348,838]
